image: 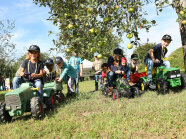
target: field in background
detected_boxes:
[0,80,185,138]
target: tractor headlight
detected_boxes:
[170,75,176,78]
[176,74,181,77]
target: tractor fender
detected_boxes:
[43,88,54,97]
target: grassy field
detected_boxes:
[0,80,185,139]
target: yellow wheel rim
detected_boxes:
[141,83,145,91]
[157,83,161,91]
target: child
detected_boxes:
[69,51,83,95]
[144,34,172,89]
[92,52,103,91]
[55,56,76,97]
[129,54,139,74]
[12,45,44,102]
[101,63,109,87]
[118,57,131,82]
[43,58,57,82]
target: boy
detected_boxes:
[43,58,57,82]
[129,54,139,74]
[118,57,130,82]
[92,52,103,91]
[69,51,83,95]
[101,63,109,87]
[144,34,172,89]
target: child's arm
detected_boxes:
[58,63,69,82]
[149,49,159,63]
[31,69,43,78]
[20,68,25,76]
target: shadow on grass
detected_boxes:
[9,91,95,122]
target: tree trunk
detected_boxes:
[177,0,186,72]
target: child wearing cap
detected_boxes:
[55,56,76,96]
[12,45,44,102]
[43,58,57,82]
[129,54,139,74]
[144,34,172,89]
[92,52,103,91]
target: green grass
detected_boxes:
[0,80,186,138]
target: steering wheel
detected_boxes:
[22,73,31,82]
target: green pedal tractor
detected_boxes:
[102,77,141,100]
[138,66,186,94]
[0,76,64,123]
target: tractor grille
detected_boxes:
[6,95,20,106]
[167,70,180,79]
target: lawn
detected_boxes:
[0,80,185,138]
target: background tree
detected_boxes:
[0,20,16,81]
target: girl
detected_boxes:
[55,56,76,97]
[13,45,44,100]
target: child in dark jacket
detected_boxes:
[118,57,130,82]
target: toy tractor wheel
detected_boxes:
[112,89,119,100]
[156,79,169,95]
[139,79,147,91]
[0,101,12,123]
[30,97,45,119]
[45,90,56,109]
[102,87,108,96]
[56,92,65,103]
[131,87,140,98]
[181,74,186,89]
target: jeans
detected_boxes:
[95,74,103,90]
[145,58,170,80]
[12,76,44,100]
[75,71,80,94]
[107,71,114,87]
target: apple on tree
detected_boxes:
[182,20,186,25]
[127,43,133,49]
[97,54,102,59]
[66,48,71,53]
[68,24,73,30]
[126,33,133,39]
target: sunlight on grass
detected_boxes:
[0,80,185,138]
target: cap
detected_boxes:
[121,57,127,63]
[94,52,99,57]
[162,34,172,41]
[45,58,54,65]
[28,45,40,52]
[131,54,139,60]
[55,56,63,64]
[113,48,123,57]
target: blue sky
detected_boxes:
[0,0,182,60]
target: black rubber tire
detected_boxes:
[181,74,186,89]
[0,101,12,123]
[112,89,119,100]
[45,90,55,109]
[156,79,169,95]
[102,87,108,96]
[131,87,140,98]
[56,92,65,103]
[30,97,45,119]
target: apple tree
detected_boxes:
[33,0,186,71]
[33,0,156,60]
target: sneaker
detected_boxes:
[149,81,156,90]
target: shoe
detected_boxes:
[149,81,156,90]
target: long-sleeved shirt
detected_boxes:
[60,62,76,79]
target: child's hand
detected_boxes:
[31,73,36,78]
[153,59,159,63]
[57,78,62,82]
[20,72,25,77]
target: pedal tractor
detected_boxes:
[138,66,186,94]
[0,75,64,124]
[102,76,141,100]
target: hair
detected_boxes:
[26,51,41,60]
[101,63,108,69]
